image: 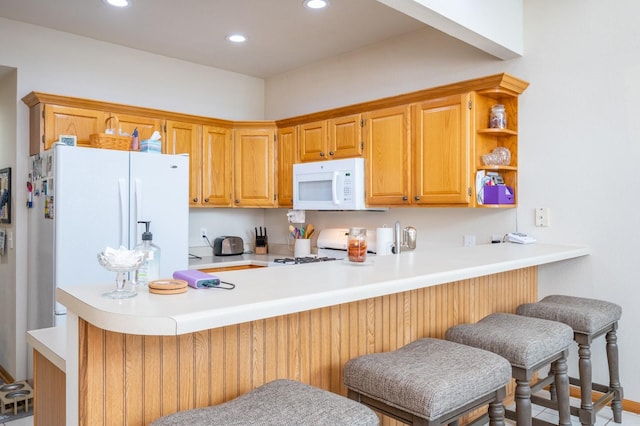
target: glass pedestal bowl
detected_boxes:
[97,251,145,299]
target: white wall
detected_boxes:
[265,0,640,401]
[0,68,18,377]
[0,17,267,381]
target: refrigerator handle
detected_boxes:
[118,178,127,247]
[135,178,142,223]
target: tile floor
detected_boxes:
[3,399,639,425]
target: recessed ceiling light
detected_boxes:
[103,0,129,7]
[226,34,247,43]
[304,0,329,9]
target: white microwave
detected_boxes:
[293,158,371,210]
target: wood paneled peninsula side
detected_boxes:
[28,243,588,426]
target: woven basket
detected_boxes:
[90,116,130,151]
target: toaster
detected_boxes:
[213,236,244,256]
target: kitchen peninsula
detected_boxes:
[28,243,589,426]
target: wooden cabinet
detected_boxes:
[364,105,412,206]
[42,105,107,150]
[277,126,298,207]
[202,126,233,207]
[413,94,471,205]
[109,113,163,142]
[233,126,277,207]
[165,120,202,206]
[472,90,520,207]
[200,265,264,272]
[299,114,363,161]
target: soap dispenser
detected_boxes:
[135,221,161,286]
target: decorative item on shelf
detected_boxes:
[482,147,511,166]
[489,104,507,129]
[90,116,131,151]
[58,134,77,147]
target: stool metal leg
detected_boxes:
[606,328,623,423]
[515,378,532,426]
[552,355,571,426]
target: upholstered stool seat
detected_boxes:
[446,313,574,426]
[343,338,511,426]
[517,295,623,425]
[150,379,379,426]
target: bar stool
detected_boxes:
[517,295,623,425]
[343,337,512,426]
[445,313,574,426]
[150,379,380,426]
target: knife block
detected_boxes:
[255,244,268,255]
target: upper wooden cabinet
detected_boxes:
[298,114,363,161]
[109,113,163,142]
[277,126,298,208]
[42,105,107,151]
[413,94,471,205]
[233,126,277,208]
[202,126,233,207]
[23,74,528,209]
[165,120,202,206]
[364,105,412,206]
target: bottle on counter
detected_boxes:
[135,221,161,286]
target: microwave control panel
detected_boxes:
[341,172,353,201]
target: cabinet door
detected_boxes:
[328,114,363,159]
[277,126,298,207]
[165,121,202,206]
[44,105,107,149]
[299,120,327,162]
[233,127,276,207]
[202,126,232,206]
[414,94,471,205]
[364,105,411,206]
[108,113,163,143]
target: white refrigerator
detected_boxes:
[27,144,189,329]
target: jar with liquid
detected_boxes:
[348,227,367,263]
[490,104,507,129]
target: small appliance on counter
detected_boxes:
[213,236,244,256]
[316,228,377,259]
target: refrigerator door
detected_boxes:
[129,151,189,278]
[54,145,130,298]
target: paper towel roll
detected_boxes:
[376,227,394,256]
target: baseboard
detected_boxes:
[569,384,639,414]
[0,364,14,384]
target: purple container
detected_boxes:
[483,185,514,204]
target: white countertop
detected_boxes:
[55,243,589,337]
[26,326,66,372]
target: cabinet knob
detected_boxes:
[402,196,408,201]
[235,199,240,204]
[204,198,209,203]
[193,198,198,202]
[414,196,421,201]
[329,151,335,156]
[319,152,325,157]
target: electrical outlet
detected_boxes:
[200,228,208,239]
[535,207,551,227]
[463,235,476,247]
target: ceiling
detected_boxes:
[0,0,430,79]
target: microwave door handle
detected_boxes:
[332,171,341,205]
